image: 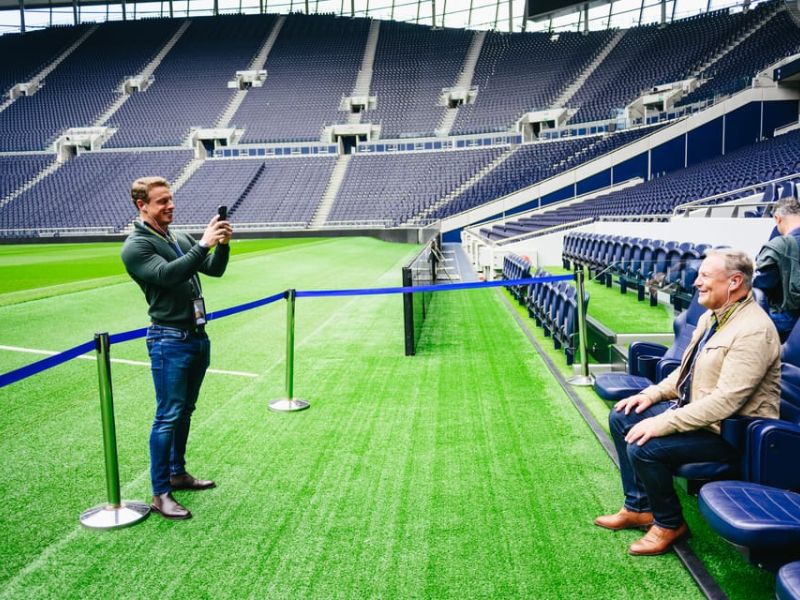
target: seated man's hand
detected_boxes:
[614,393,654,415]
[625,417,662,446]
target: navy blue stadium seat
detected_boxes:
[778,561,800,600]
[593,292,705,400]
[695,317,800,568]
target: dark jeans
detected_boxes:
[146,325,210,495]
[609,402,738,529]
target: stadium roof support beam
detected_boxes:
[71,0,76,23]
[18,0,24,32]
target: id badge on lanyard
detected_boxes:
[170,235,205,326]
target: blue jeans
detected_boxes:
[609,402,737,529]
[146,325,210,495]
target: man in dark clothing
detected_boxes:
[121,176,232,520]
[754,196,800,340]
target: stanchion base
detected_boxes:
[80,501,150,529]
[568,374,596,387]
[269,398,310,412]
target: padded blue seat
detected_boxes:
[778,561,800,600]
[593,292,705,400]
[699,481,800,569]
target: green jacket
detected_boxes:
[755,232,800,313]
[121,220,230,329]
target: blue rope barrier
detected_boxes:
[206,290,286,321]
[295,274,574,298]
[0,274,573,389]
[0,340,97,389]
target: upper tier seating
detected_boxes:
[0,19,181,151]
[234,14,369,144]
[677,10,800,107]
[108,15,275,147]
[0,150,191,232]
[450,29,613,136]
[567,4,776,124]
[0,25,89,96]
[364,22,473,139]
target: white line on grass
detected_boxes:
[1,253,411,597]
[0,344,259,378]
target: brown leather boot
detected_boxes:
[151,492,192,520]
[170,472,216,491]
[594,507,654,530]
[629,523,690,555]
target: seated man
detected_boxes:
[595,249,781,556]
[754,197,800,340]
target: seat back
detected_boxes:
[662,292,706,361]
[781,319,800,425]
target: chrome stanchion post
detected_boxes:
[270,289,310,412]
[80,332,150,529]
[569,268,595,387]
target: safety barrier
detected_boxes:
[0,273,581,529]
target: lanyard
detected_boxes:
[143,221,202,297]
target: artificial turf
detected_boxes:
[0,238,773,599]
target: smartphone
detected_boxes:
[217,205,228,221]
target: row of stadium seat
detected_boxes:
[594,291,800,597]
[562,232,711,311]
[501,254,587,365]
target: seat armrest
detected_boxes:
[628,342,668,377]
[719,416,762,451]
[637,355,661,381]
[745,420,800,490]
[655,359,680,381]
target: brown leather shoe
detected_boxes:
[594,507,654,531]
[151,492,192,520]
[629,523,690,556]
[170,472,216,491]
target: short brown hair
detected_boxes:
[131,176,170,207]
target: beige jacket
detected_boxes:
[640,294,781,436]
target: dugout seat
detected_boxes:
[695,318,800,569]
[778,561,800,600]
[593,292,705,401]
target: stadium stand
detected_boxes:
[107,15,276,147]
[0,154,56,200]
[562,233,711,307]
[565,3,783,125]
[0,6,797,237]
[441,125,663,220]
[677,10,800,107]
[365,21,473,139]
[0,19,181,151]
[0,25,89,97]
[481,130,800,241]
[174,156,337,225]
[450,29,614,135]
[329,147,504,225]
[234,14,369,144]
[0,150,192,232]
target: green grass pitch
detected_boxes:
[0,238,775,599]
